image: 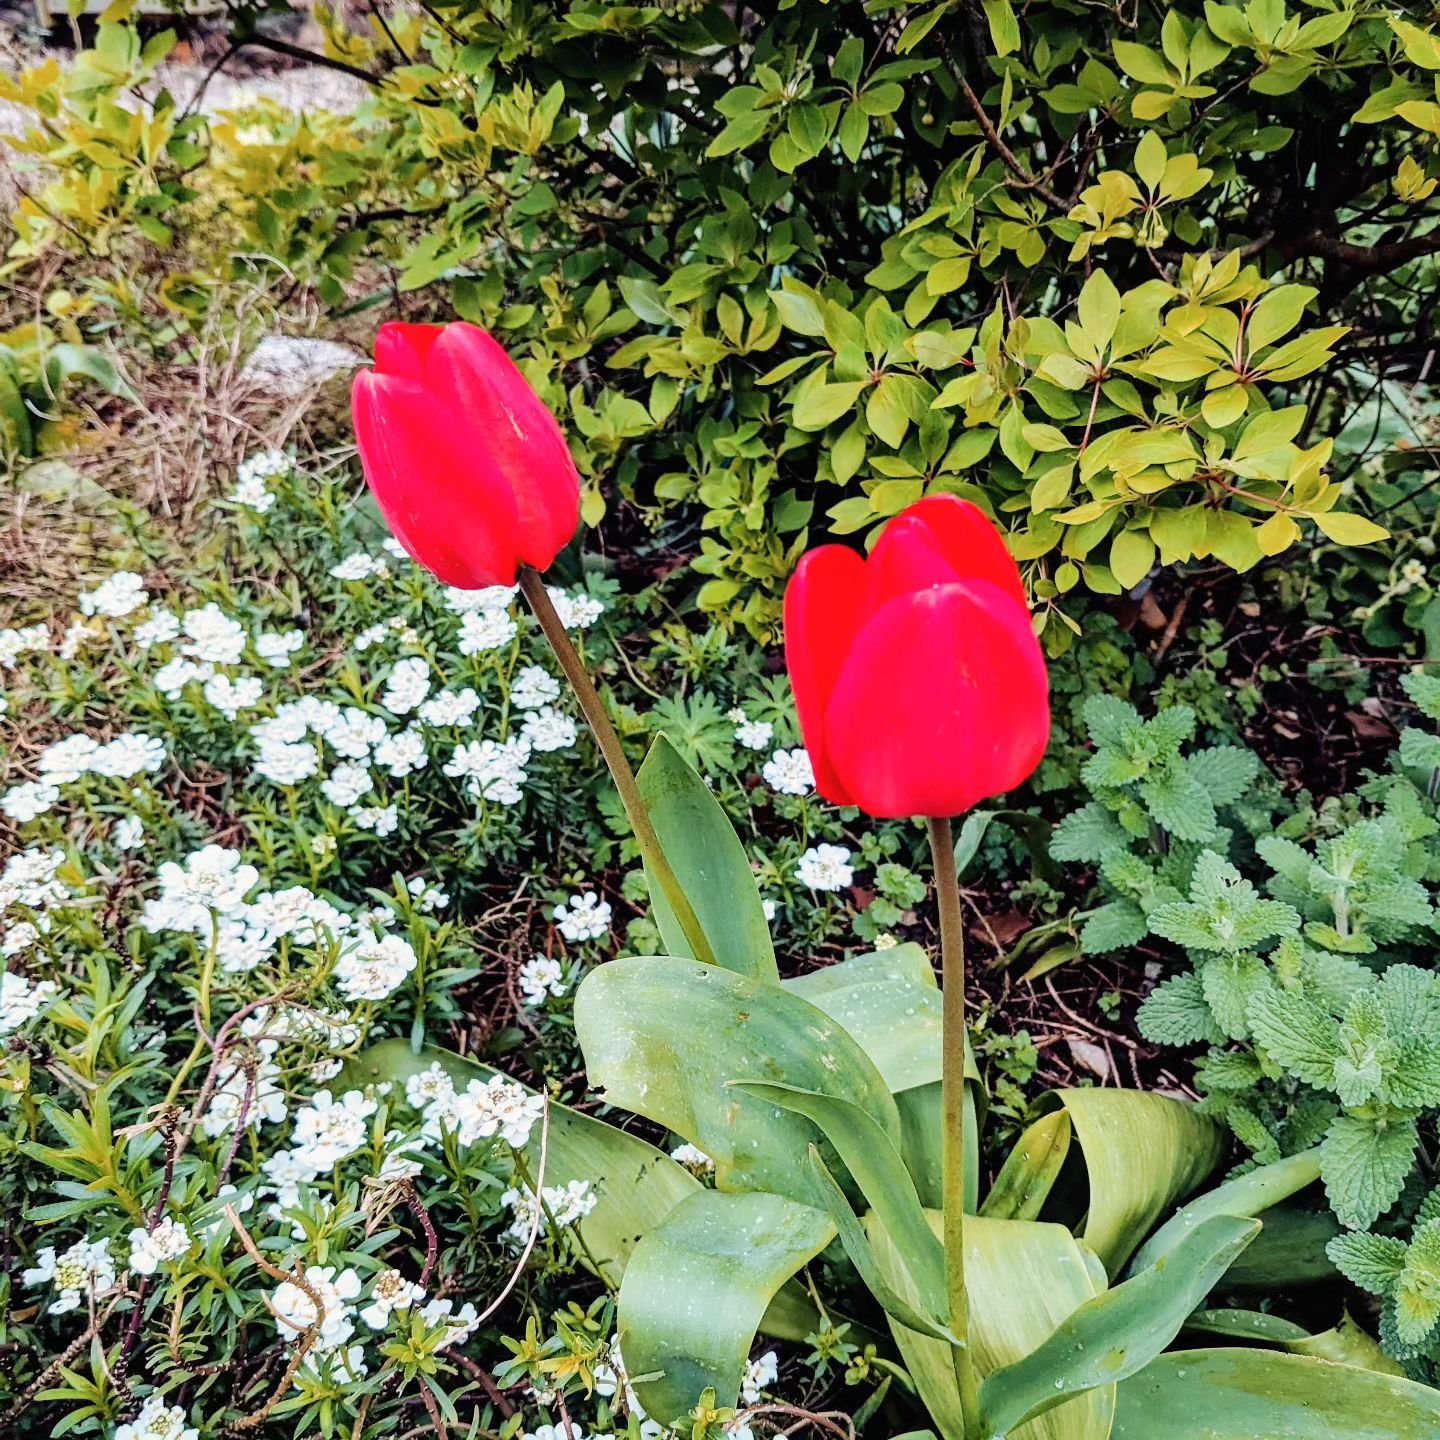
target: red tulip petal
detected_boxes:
[862,513,969,615]
[352,371,521,588]
[824,580,1050,818]
[888,495,1027,606]
[783,545,869,804]
[426,324,580,570]
[374,322,444,382]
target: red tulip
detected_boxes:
[784,496,1050,818]
[351,321,580,588]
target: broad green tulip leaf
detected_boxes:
[574,956,900,1203]
[1046,1088,1223,1274]
[868,1209,1111,1440]
[343,1040,696,1285]
[1223,1199,1340,1289]
[782,944,941,1092]
[735,1080,947,1320]
[1112,1349,1440,1437]
[897,1081,945,1209]
[981,1109,1072,1222]
[978,1215,1260,1437]
[617,1188,835,1424]
[639,734,778,982]
[804,1146,955,1341]
[1127,1146,1321,1276]
[1186,1309,1405,1376]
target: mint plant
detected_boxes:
[1056,685,1440,1249]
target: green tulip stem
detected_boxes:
[928,814,982,1440]
[517,567,716,967]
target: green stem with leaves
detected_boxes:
[517,566,715,967]
[928,814,982,1440]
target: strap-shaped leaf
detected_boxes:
[575,955,900,1203]
[616,1189,834,1424]
[981,1108,1072,1221]
[1112,1349,1440,1437]
[867,1209,1111,1440]
[1044,1088,1224,1274]
[804,1146,956,1342]
[1126,1146,1321,1277]
[735,1079,947,1322]
[978,1214,1260,1437]
[638,735,778,982]
[1186,1308,1404,1375]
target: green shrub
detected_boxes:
[8,0,1438,633]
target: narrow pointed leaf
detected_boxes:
[981,1109,1072,1221]
[639,735,778,981]
[978,1215,1259,1436]
[1127,1147,1321,1276]
[735,1079,947,1319]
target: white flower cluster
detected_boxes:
[0,623,49,668]
[553,891,612,943]
[518,954,567,1006]
[229,449,291,513]
[500,1177,597,1246]
[23,1236,116,1313]
[795,843,854,892]
[115,1395,197,1440]
[762,747,814,796]
[79,569,148,618]
[407,1063,547,1149]
[3,729,165,822]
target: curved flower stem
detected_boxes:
[928,815,982,1440]
[517,567,716,966]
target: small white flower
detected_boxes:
[762,897,777,922]
[419,1296,480,1348]
[92,732,165,778]
[333,932,417,1002]
[381,656,431,715]
[457,608,519,655]
[741,1350,779,1405]
[134,612,181,650]
[521,706,577,753]
[795,843,853,892]
[181,604,247,665]
[1402,558,1427,585]
[422,1074,544,1149]
[350,803,399,837]
[763,748,814,796]
[2,781,59,822]
[553,891,611,943]
[320,763,374,808]
[329,553,389,582]
[272,1265,363,1350]
[360,1267,426,1330]
[511,665,561,711]
[255,740,319,786]
[375,727,427,778]
[418,687,482,727]
[79,570,148,619]
[0,624,48,667]
[256,629,304,667]
[405,1062,455,1111]
[114,1393,197,1440]
[0,970,58,1033]
[23,1237,115,1314]
[321,707,388,760]
[37,733,100,784]
[734,717,774,750]
[203,672,264,720]
[545,588,604,630]
[153,656,211,697]
[406,876,449,912]
[518,955,568,1005]
[445,584,517,614]
[127,1217,193,1275]
[290,1090,377,1170]
[112,815,144,851]
[444,737,530,805]
[670,1142,714,1175]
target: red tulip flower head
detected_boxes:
[351,321,581,588]
[784,496,1050,819]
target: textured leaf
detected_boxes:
[1051,801,1131,863]
[618,1189,834,1423]
[1048,1088,1224,1274]
[1113,1349,1440,1437]
[1137,971,1226,1046]
[574,956,899,1203]
[979,1216,1259,1437]
[639,735,778,981]
[1321,1114,1418,1230]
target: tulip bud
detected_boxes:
[351,322,580,588]
[784,496,1050,818]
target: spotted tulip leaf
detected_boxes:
[574,955,900,1204]
[616,1189,834,1424]
[1112,1349,1440,1437]
[638,733,778,982]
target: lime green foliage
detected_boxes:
[6,0,1432,631]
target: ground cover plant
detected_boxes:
[8,1,1440,1439]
